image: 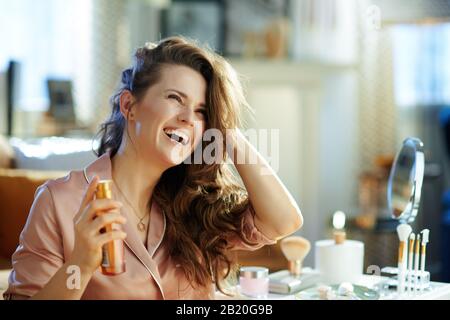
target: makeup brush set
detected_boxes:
[380,224,431,296]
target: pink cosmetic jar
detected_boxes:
[239,266,269,299]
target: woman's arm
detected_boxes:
[30,259,94,300]
[6,177,127,300]
[229,129,303,240]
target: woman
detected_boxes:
[4,37,302,300]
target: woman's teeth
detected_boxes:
[164,129,189,145]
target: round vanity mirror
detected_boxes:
[387,137,425,223]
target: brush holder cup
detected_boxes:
[380,267,431,294]
[407,270,431,291]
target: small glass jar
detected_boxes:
[239,266,269,299]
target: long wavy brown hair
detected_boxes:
[95,37,257,294]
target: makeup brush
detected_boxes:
[413,233,421,292]
[419,229,430,290]
[407,233,415,293]
[280,236,311,277]
[396,223,412,295]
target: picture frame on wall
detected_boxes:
[161,0,226,54]
[47,79,76,124]
[224,0,289,57]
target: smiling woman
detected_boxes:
[113,63,208,166]
[4,36,302,300]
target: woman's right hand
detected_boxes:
[70,176,127,274]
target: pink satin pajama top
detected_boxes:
[4,153,275,299]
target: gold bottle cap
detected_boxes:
[96,179,113,199]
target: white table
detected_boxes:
[2,268,449,300]
[215,274,450,300]
[356,274,450,300]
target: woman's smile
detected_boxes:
[163,127,191,146]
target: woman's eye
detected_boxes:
[196,109,207,118]
[169,94,183,104]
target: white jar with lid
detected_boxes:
[239,266,269,299]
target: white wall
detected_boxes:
[318,72,360,236]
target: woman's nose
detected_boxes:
[177,108,195,127]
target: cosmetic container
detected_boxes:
[96,180,126,275]
[315,234,364,285]
[239,267,269,298]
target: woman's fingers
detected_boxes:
[72,178,127,273]
[82,199,123,222]
[89,211,127,235]
[80,175,99,210]
[96,230,127,247]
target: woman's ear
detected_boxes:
[119,90,135,120]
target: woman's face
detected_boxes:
[128,64,207,167]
